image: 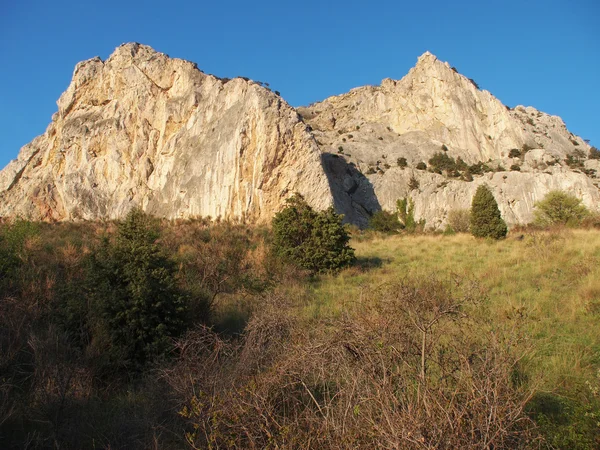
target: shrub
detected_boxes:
[408,175,420,190]
[89,208,187,367]
[470,185,507,239]
[368,210,402,233]
[271,194,355,273]
[508,148,521,158]
[533,190,590,227]
[510,164,521,171]
[397,157,407,168]
[589,147,600,160]
[429,152,456,173]
[416,162,427,170]
[447,209,471,233]
[397,197,425,233]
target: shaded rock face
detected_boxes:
[0,43,334,222]
[1,46,598,228]
[299,52,600,227]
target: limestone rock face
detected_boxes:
[1,46,598,228]
[298,52,599,227]
[0,43,334,222]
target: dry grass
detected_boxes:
[311,229,600,397]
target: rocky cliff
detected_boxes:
[298,52,600,227]
[0,43,334,222]
[1,46,598,227]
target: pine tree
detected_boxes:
[90,208,187,367]
[470,185,507,239]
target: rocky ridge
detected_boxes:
[298,52,600,227]
[1,45,598,228]
[0,43,335,222]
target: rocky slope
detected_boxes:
[1,46,598,227]
[0,43,334,222]
[299,52,600,227]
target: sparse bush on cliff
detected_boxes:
[272,194,355,273]
[533,190,590,227]
[470,185,507,239]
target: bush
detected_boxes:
[447,209,471,233]
[397,157,407,168]
[416,162,427,170]
[470,185,507,239]
[589,147,600,160]
[429,152,456,173]
[89,208,187,367]
[508,149,521,158]
[368,210,402,233]
[408,175,420,190]
[533,190,590,227]
[397,197,426,233]
[271,194,355,273]
[510,164,521,171]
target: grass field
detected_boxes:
[311,230,600,393]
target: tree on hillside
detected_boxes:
[533,190,589,227]
[470,185,507,239]
[90,208,187,367]
[272,194,355,273]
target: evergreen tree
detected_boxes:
[470,185,507,239]
[90,208,187,367]
[272,194,355,273]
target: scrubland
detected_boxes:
[1,219,599,449]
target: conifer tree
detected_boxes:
[470,185,507,239]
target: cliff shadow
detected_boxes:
[320,153,381,228]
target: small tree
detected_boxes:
[470,185,507,239]
[533,190,589,227]
[90,208,187,367]
[272,194,355,273]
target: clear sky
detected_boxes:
[0,0,598,168]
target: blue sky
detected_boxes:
[0,0,598,168]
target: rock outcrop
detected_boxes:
[298,52,600,227]
[1,46,597,228]
[0,43,334,222]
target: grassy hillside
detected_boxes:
[1,219,599,449]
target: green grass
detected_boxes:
[308,230,600,395]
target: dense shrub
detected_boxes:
[508,148,522,158]
[89,209,187,367]
[397,157,407,168]
[470,185,507,239]
[589,147,600,160]
[416,162,427,170]
[271,194,355,273]
[368,210,402,233]
[533,190,590,227]
[429,152,457,173]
